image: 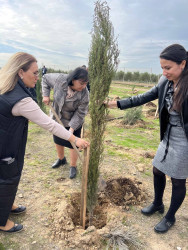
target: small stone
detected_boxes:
[137,164,144,172]
[59,218,63,223]
[86,225,96,233]
[137,195,141,201]
[124,192,133,201]
[31,241,36,244]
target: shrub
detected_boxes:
[123,106,142,125]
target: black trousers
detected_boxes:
[0,159,23,226]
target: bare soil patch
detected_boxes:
[0,119,188,250]
[49,177,146,249]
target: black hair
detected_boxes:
[67,67,88,86]
[160,44,188,111]
[160,44,187,65]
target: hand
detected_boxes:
[43,96,50,105]
[104,100,118,108]
[75,138,90,150]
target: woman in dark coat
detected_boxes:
[107,44,188,233]
[0,52,89,233]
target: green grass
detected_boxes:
[106,125,159,151]
[0,243,5,250]
[109,86,134,98]
[109,83,152,98]
[106,147,125,157]
[99,82,160,168]
[142,171,152,177]
[0,240,19,250]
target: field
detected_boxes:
[0,81,188,249]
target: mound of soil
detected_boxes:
[49,177,146,248]
[103,177,145,208]
[145,101,156,107]
[146,108,157,116]
[67,177,145,229]
[120,119,148,128]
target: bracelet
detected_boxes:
[74,137,78,145]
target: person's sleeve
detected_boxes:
[118,76,168,110]
[12,97,72,141]
[69,90,89,130]
[118,85,159,110]
[41,73,59,97]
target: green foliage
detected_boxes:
[123,106,143,125]
[36,78,47,113]
[115,70,125,80]
[125,72,133,81]
[132,71,140,81]
[113,71,161,83]
[87,0,119,215]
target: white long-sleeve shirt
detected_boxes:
[12,97,71,140]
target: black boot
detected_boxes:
[69,167,77,179]
[141,203,164,215]
[154,217,175,233]
[51,157,67,169]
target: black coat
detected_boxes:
[118,76,188,141]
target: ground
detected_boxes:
[0,106,188,249]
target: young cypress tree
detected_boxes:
[36,77,47,113]
[87,0,119,222]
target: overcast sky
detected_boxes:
[0,0,187,74]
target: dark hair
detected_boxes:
[160,44,187,64]
[160,44,188,111]
[67,67,88,86]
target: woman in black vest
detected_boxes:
[0,52,89,233]
[106,44,188,233]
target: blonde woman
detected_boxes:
[0,52,89,233]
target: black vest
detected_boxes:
[0,80,33,162]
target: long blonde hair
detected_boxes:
[0,52,37,94]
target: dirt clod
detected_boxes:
[104,177,144,207]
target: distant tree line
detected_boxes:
[113,70,161,83]
[39,67,68,75]
[37,67,161,83]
